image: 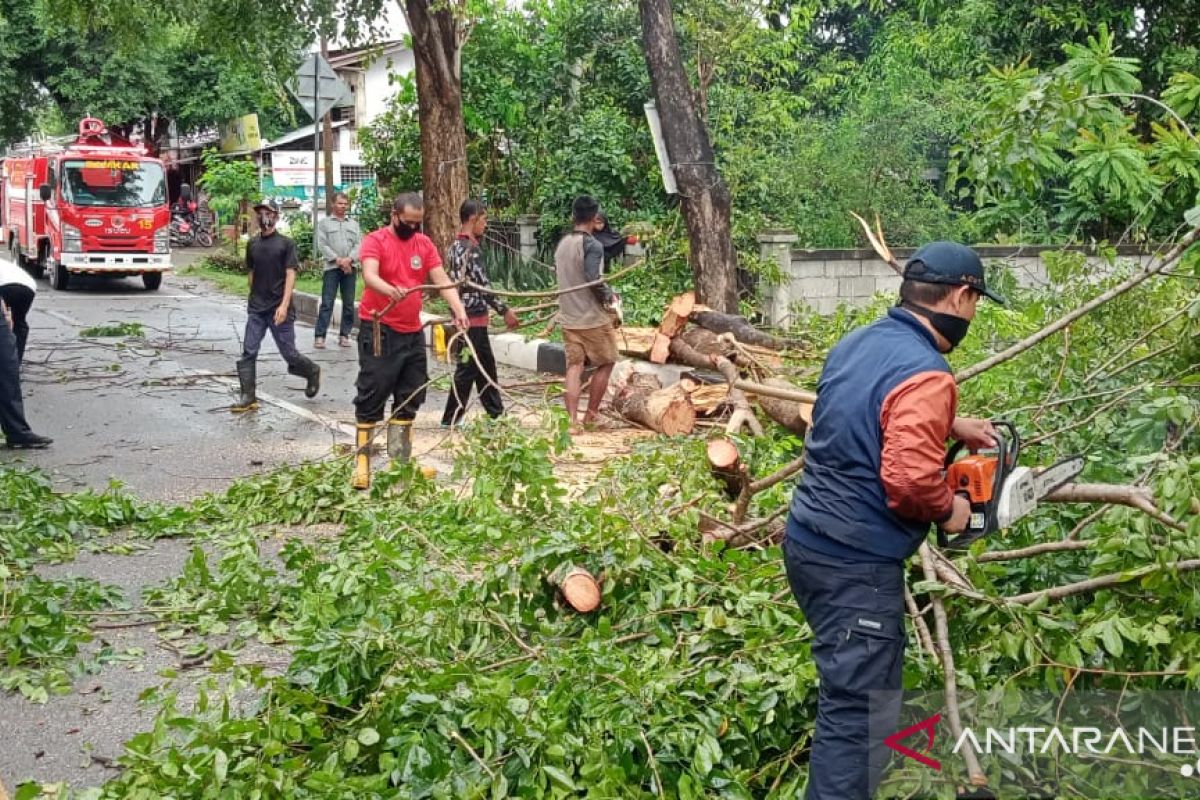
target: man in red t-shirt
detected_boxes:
[352,192,468,489]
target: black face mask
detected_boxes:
[393,220,420,240]
[903,303,971,351]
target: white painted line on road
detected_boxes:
[41,309,80,326]
[206,374,355,438]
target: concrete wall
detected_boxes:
[758,235,1162,324]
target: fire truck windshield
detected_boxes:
[59,159,167,208]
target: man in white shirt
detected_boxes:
[0,258,51,448]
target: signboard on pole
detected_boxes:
[643,101,678,195]
[219,114,262,154]
[287,54,352,121]
[271,152,344,186]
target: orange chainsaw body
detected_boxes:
[945,454,1000,504]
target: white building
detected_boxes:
[262,40,414,204]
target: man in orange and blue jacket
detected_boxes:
[784,242,1006,799]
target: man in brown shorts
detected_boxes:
[554,195,619,431]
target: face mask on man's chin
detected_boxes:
[902,301,971,351]
[258,213,275,230]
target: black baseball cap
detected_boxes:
[253,200,280,214]
[903,241,1006,304]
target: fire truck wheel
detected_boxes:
[32,245,48,278]
[142,272,163,291]
[48,259,69,290]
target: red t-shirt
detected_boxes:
[358,228,443,333]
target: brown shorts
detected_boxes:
[563,324,618,368]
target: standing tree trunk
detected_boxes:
[638,0,738,313]
[403,0,471,253]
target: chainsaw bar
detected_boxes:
[993,455,1084,531]
[1033,455,1085,499]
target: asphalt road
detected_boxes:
[1,247,478,498]
[0,248,529,790]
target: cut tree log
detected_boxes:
[612,373,696,435]
[650,291,696,363]
[707,438,749,497]
[691,309,797,350]
[550,564,602,613]
[615,326,658,359]
[755,377,813,435]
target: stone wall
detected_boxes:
[757,233,1162,324]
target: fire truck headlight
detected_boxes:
[62,224,83,252]
[153,227,169,254]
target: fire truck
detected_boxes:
[1,117,171,291]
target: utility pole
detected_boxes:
[320,36,336,214]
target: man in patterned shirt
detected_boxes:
[441,199,519,426]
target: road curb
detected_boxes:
[291,290,693,386]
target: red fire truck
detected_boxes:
[1,117,171,291]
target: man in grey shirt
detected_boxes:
[314,192,363,348]
[554,195,618,432]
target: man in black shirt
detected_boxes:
[233,201,320,410]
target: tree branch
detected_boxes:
[917,544,988,787]
[1044,482,1186,531]
[974,539,1093,563]
[955,227,1200,383]
[1007,559,1200,605]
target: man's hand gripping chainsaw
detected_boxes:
[939,420,1083,551]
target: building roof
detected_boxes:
[326,40,408,70]
[260,119,351,151]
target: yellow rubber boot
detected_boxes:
[352,423,373,490]
[387,419,413,464]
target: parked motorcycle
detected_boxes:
[169,213,195,247]
[192,206,215,248]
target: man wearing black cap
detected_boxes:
[232,200,320,410]
[782,242,1005,799]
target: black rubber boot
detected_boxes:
[233,357,257,410]
[289,356,321,398]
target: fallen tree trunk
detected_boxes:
[650,291,696,363]
[755,377,813,435]
[668,334,724,371]
[612,373,696,435]
[549,564,602,613]
[692,309,796,350]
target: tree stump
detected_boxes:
[550,565,602,613]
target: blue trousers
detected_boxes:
[784,523,906,800]
[315,268,357,339]
[242,307,301,367]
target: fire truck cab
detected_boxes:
[1,117,171,291]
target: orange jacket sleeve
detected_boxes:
[879,371,958,523]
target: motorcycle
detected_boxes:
[192,206,215,248]
[169,210,196,247]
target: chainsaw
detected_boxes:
[938,420,1083,551]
